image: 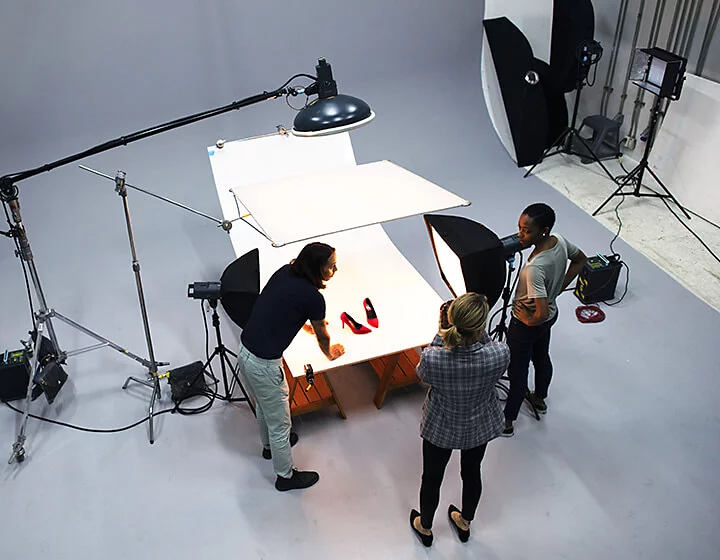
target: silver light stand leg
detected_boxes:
[2,186,166,462]
[113,172,165,444]
[5,194,63,464]
[592,95,692,219]
[8,320,45,464]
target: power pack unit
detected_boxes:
[574,254,622,304]
[0,349,31,402]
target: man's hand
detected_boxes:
[302,320,328,335]
[311,319,344,360]
[326,344,345,361]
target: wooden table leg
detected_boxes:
[373,353,401,409]
[322,372,347,419]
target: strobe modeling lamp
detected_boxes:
[630,47,687,100]
[291,58,375,136]
[424,215,523,308]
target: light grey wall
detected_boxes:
[0,0,610,357]
[0,0,547,350]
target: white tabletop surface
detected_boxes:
[259,225,443,375]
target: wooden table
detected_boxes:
[208,132,457,417]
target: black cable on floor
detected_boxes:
[659,196,720,264]
[614,157,719,263]
[4,400,175,433]
[602,260,630,306]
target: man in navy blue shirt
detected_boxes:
[238,242,344,491]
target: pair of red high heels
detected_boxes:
[340,298,378,334]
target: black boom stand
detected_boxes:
[203,299,255,414]
[592,94,690,218]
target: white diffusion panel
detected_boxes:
[229,160,470,246]
[208,131,357,257]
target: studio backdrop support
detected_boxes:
[1,57,374,464]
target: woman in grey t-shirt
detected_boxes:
[502,203,587,437]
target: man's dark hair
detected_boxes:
[290,242,335,289]
[522,203,556,232]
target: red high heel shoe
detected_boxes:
[363,298,378,328]
[340,312,371,334]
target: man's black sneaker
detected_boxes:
[529,393,547,414]
[262,431,299,460]
[275,469,319,491]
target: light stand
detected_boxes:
[592,94,690,218]
[593,46,689,218]
[202,299,255,413]
[489,254,518,343]
[114,171,167,445]
[524,41,617,182]
[1,57,373,463]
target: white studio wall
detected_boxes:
[648,74,720,223]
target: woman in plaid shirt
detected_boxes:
[410,292,510,546]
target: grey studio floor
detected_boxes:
[2,4,720,560]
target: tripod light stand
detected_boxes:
[187,248,262,410]
[593,47,690,218]
[524,40,617,182]
[201,299,255,411]
[1,57,374,464]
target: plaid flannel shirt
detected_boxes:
[417,331,510,449]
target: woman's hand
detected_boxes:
[439,300,453,330]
